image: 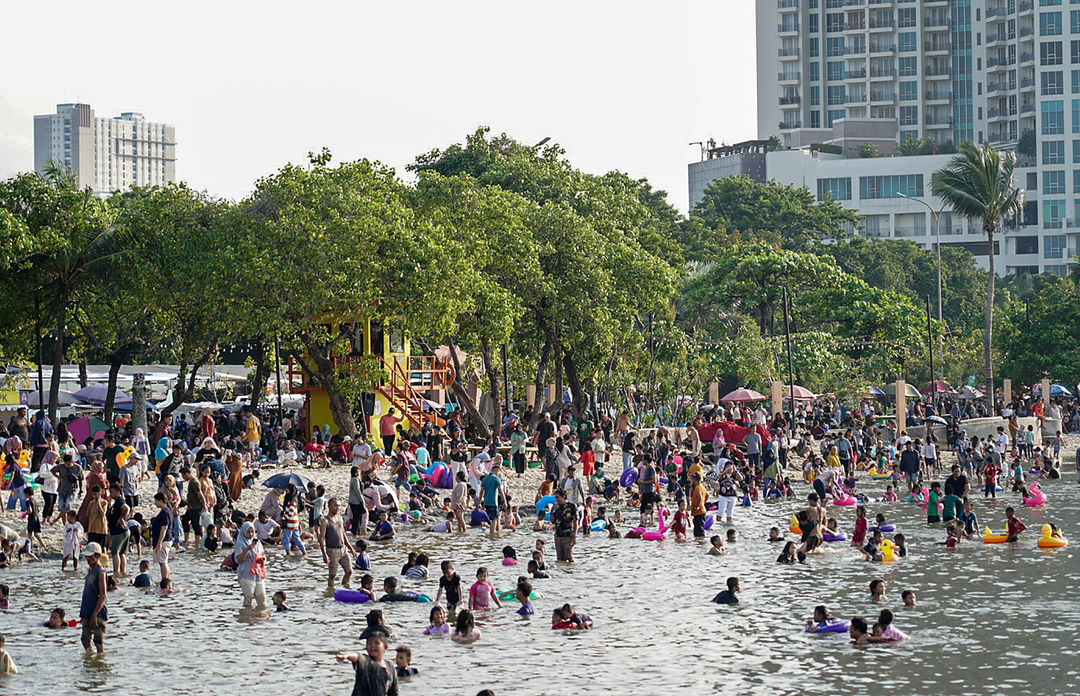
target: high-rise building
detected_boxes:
[695,0,1080,275]
[33,103,176,196]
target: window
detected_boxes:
[827,61,845,80]
[1042,41,1064,65]
[898,7,916,27]
[900,105,919,125]
[828,85,846,105]
[1072,40,1080,63]
[817,177,852,201]
[809,14,819,32]
[1073,70,1080,92]
[1044,170,1066,193]
[1042,0,1062,5]
[1043,100,1066,133]
[1041,11,1063,34]
[899,32,917,52]
[811,110,822,128]
[899,81,918,100]
[859,174,923,199]
[827,109,846,126]
[1044,140,1065,163]
[810,38,820,58]
[1045,263,1068,276]
[810,86,821,106]
[1045,235,1067,258]
[1073,9,1080,31]
[900,129,918,143]
[1075,99,1080,132]
[1016,237,1041,256]
[1043,200,1066,227]
[810,62,821,81]
[899,57,917,76]
[1043,71,1065,94]
[1074,140,1080,163]
[827,13,844,31]
[827,37,845,56]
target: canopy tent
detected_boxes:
[720,388,766,403]
[695,422,772,449]
[882,383,921,399]
[162,401,226,416]
[921,380,955,395]
[958,385,984,400]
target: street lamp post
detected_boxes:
[898,192,946,324]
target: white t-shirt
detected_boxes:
[995,433,1008,453]
[922,442,936,460]
[351,442,372,466]
[38,460,58,495]
[253,518,279,540]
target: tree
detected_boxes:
[998,275,1080,387]
[932,143,1025,412]
[0,169,121,420]
[691,175,857,252]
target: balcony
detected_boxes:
[844,20,867,31]
[925,90,952,102]
[779,120,802,130]
[1018,0,1033,12]
[986,5,1007,18]
[926,68,952,79]
[779,95,802,106]
[869,68,896,79]
[987,106,1017,120]
[1019,52,1034,64]
[869,91,895,103]
[1020,102,1035,114]
[847,92,868,104]
[924,15,951,29]
[778,23,800,34]
[778,0,799,9]
[868,0,893,5]
[778,71,801,83]
[986,31,1014,45]
[925,115,954,127]
[986,81,1015,94]
[1020,77,1035,89]
[869,18,895,30]
[779,47,801,59]
[1018,25,1033,38]
[844,0,865,5]
[924,41,952,53]
[844,67,868,79]
[869,43,896,54]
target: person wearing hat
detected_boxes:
[79,542,108,653]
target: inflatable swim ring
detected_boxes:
[334,589,373,603]
[703,514,715,531]
[822,530,846,542]
[789,516,803,535]
[1037,524,1067,548]
[620,468,638,488]
[805,619,850,634]
[832,495,856,506]
[880,539,897,561]
[590,519,607,532]
[982,526,1009,544]
[868,524,896,533]
[1022,483,1047,507]
[497,589,542,601]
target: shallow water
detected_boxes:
[2,475,1079,696]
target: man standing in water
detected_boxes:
[552,489,578,563]
[79,542,108,653]
[319,498,355,590]
[337,634,398,696]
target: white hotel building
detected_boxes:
[689,0,1080,275]
[34,103,176,197]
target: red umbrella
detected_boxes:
[720,388,766,403]
[922,380,954,395]
[784,385,816,400]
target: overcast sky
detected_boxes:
[0,1,756,213]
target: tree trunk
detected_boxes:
[528,336,552,434]
[48,287,68,421]
[479,334,501,434]
[445,339,491,438]
[103,356,122,425]
[249,338,271,410]
[298,331,358,437]
[563,353,588,420]
[161,344,216,418]
[78,359,88,389]
[984,221,996,415]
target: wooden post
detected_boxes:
[770,380,783,417]
[1003,378,1012,408]
[708,382,719,404]
[526,385,536,408]
[546,384,556,406]
[895,379,907,432]
[1041,377,1051,411]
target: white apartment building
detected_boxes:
[733,0,1080,274]
[34,103,176,197]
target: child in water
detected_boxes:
[670,500,688,541]
[935,524,960,548]
[0,633,16,675]
[451,609,481,643]
[777,541,797,564]
[423,605,450,635]
[502,546,518,566]
[868,578,886,602]
[527,559,550,579]
[805,604,837,632]
[882,485,898,503]
[468,567,501,611]
[394,646,419,677]
[849,616,872,645]
[901,590,917,608]
[515,577,535,616]
[892,533,907,558]
[707,536,726,555]
[768,527,784,542]
[132,559,152,588]
[44,608,69,629]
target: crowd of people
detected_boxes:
[0,386,1074,692]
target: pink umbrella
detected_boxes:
[67,416,108,446]
[720,388,766,403]
[784,385,816,400]
[921,380,954,395]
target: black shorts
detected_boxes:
[485,505,499,520]
[27,516,41,535]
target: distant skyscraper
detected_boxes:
[33,103,176,196]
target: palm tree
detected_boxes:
[931,142,1025,414]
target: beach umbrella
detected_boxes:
[720,388,766,403]
[22,389,78,407]
[867,386,886,397]
[67,416,110,445]
[783,385,816,400]
[958,385,984,400]
[925,415,948,424]
[262,472,311,490]
[882,383,921,399]
[72,384,132,405]
[921,380,955,395]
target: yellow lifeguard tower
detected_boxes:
[286,317,454,437]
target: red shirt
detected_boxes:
[579,450,596,476]
[852,516,868,544]
[1006,516,1026,540]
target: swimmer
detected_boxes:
[423,605,450,635]
[707,535,726,555]
[882,485,897,502]
[272,590,290,612]
[1004,506,1026,542]
[394,645,419,677]
[132,560,152,588]
[555,603,592,630]
[0,633,15,674]
[876,608,908,641]
[777,541,797,564]
[901,590,917,608]
[527,559,550,579]
[712,577,739,605]
[44,608,68,629]
[468,567,501,611]
[805,604,835,632]
[515,577,535,616]
[892,533,907,558]
[935,523,960,547]
[868,578,886,602]
[767,527,784,543]
[502,546,518,566]
[452,609,481,643]
[849,616,872,645]
[726,529,737,543]
[862,530,884,562]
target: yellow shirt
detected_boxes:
[245,415,261,443]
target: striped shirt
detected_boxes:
[282,501,299,530]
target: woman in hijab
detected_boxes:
[261,488,282,523]
[161,474,183,549]
[225,450,243,502]
[234,521,267,609]
[195,437,220,462]
[38,450,60,524]
[28,410,53,469]
[154,436,171,482]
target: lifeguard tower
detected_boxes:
[286,317,455,437]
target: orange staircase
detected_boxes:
[375,356,455,428]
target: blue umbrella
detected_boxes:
[1033,384,1074,397]
[262,472,311,490]
[868,386,886,396]
[72,384,132,405]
